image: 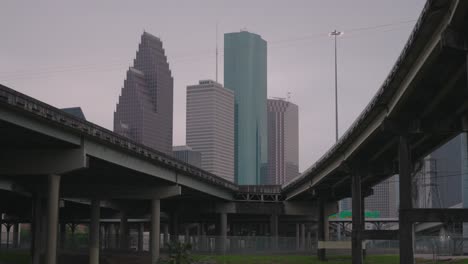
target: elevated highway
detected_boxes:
[282,0,468,262]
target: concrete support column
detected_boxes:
[45,174,61,264]
[352,171,364,264]
[13,223,19,248]
[119,210,128,249]
[150,199,161,263]
[296,224,300,250]
[109,223,116,249]
[31,195,42,264]
[317,200,326,261]
[399,135,415,263]
[270,214,278,250]
[301,223,306,250]
[170,213,179,243]
[59,223,66,249]
[6,224,11,249]
[0,212,2,250]
[163,224,169,247]
[138,223,144,252]
[185,225,190,244]
[89,199,100,264]
[201,223,206,251]
[220,213,227,253]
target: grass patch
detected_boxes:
[0,251,30,264]
[194,255,468,264]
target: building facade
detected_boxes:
[266,99,299,185]
[114,32,173,155]
[172,145,202,168]
[186,80,235,182]
[364,176,399,218]
[224,31,267,185]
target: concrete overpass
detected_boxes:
[0,83,321,263]
[282,0,468,263]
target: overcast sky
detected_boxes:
[0,0,426,171]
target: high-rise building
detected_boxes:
[114,32,173,155]
[224,31,267,185]
[364,176,399,218]
[172,145,202,168]
[186,80,235,182]
[266,99,299,185]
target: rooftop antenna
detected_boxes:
[216,22,219,82]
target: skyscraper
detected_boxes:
[186,80,235,182]
[114,32,173,155]
[224,31,267,185]
[266,99,299,185]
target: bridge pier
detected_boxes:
[399,135,415,263]
[89,199,100,264]
[270,214,279,250]
[119,210,128,249]
[151,198,161,264]
[13,222,19,248]
[45,174,60,264]
[351,169,364,264]
[220,212,227,253]
[163,223,169,247]
[138,222,144,251]
[317,199,326,260]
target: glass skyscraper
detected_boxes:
[114,32,173,155]
[224,31,267,185]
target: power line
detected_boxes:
[0,18,418,82]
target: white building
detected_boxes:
[186,80,235,182]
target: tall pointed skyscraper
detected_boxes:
[224,31,267,185]
[114,32,173,154]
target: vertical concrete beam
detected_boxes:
[89,199,100,264]
[31,195,42,264]
[119,210,128,249]
[296,224,300,250]
[220,213,227,253]
[45,174,60,264]
[163,224,169,247]
[170,213,179,243]
[13,223,19,248]
[270,214,278,250]
[317,199,326,260]
[150,199,161,263]
[201,222,206,251]
[399,135,415,264]
[352,171,363,264]
[59,223,66,249]
[301,223,306,250]
[138,223,144,252]
[185,225,190,244]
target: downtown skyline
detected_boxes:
[0,0,426,171]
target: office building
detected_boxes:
[266,99,299,184]
[186,80,235,182]
[172,145,202,168]
[114,32,173,154]
[224,31,267,184]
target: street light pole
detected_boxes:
[330,29,343,241]
[330,30,343,142]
